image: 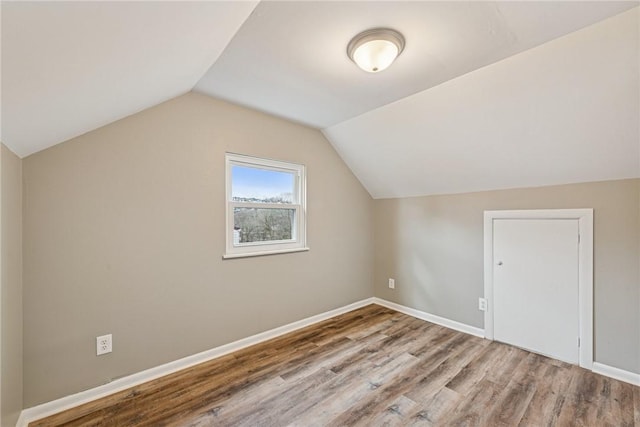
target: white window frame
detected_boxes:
[224,153,308,259]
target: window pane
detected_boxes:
[231,165,295,204]
[233,207,295,244]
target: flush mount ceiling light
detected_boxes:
[347,28,405,73]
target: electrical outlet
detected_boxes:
[96,334,112,356]
[388,278,395,289]
[478,298,487,312]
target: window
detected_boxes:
[224,153,307,258]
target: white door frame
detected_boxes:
[483,209,593,369]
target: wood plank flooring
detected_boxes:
[31,304,640,426]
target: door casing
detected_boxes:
[483,209,593,369]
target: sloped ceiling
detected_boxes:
[1,1,638,198]
[324,8,640,198]
[1,1,258,157]
[195,1,637,129]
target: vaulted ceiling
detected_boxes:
[1,1,258,157]
[2,1,638,198]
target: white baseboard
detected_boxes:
[592,362,640,386]
[372,298,485,338]
[21,297,637,427]
[16,297,376,427]
[373,299,640,388]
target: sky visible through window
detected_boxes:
[232,165,295,202]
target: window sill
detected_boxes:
[222,247,310,260]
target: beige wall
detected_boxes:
[22,92,374,406]
[374,179,640,373]
[19,91,640,408]
[1,143,23,426]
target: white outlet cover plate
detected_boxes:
[96,334,112,356]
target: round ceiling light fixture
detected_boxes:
[347,28,405,73]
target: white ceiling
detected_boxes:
[1,1,639,198]
[1,1,258,157]
[195,1,637,128]
[324,8,639,198]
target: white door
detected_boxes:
[493,219,579,364]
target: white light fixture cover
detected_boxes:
[347,28,405,73]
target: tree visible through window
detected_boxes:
[225,153,307,258]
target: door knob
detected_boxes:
[496,261,503,266]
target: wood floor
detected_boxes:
[32,304,640,426]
